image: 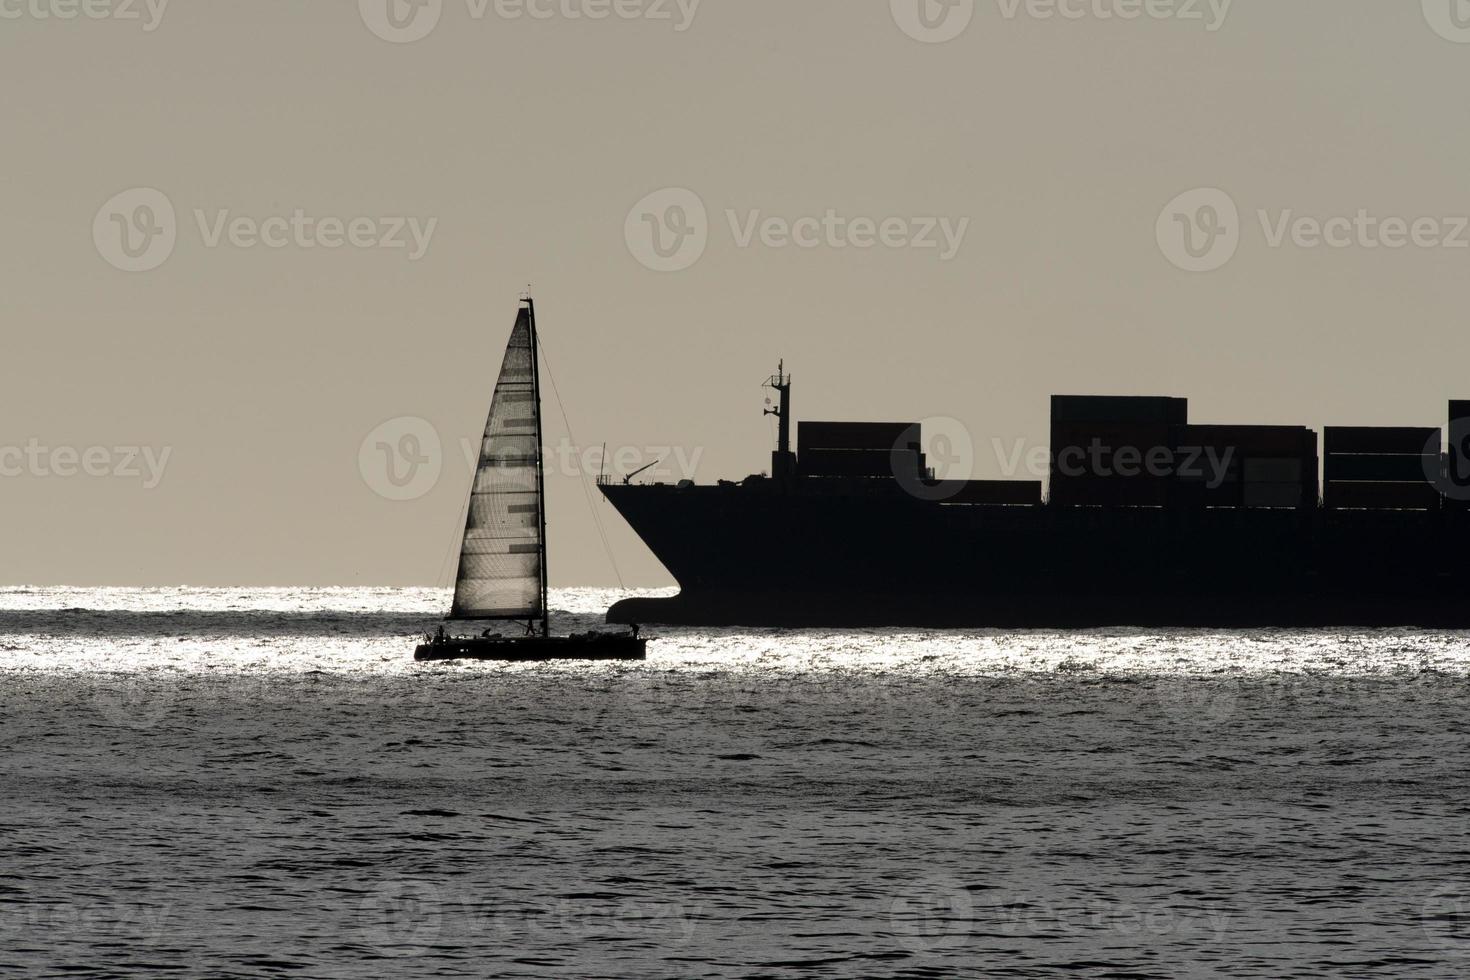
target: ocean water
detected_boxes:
[2,587,1470,979]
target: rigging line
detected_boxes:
[436,473,472,591]
[535,332,627,591]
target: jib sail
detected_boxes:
[449,299,548,627]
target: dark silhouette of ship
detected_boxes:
[600,365,1470,628]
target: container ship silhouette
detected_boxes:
[599,365,1470,627]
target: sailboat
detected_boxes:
[414,296,647,663]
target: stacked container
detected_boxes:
[1169,425,1317,509]
[797,421,924,480]
[1049,396,1187,507]
[939,480,1042,506]
[1449,402,1470,509]
[1324,427,1441,510]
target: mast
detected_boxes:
[765,360,795,481]
[527,294,551,637]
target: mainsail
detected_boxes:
[449,300,548,626]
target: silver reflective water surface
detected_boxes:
[2,588,1468,978]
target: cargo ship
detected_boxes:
[598,365,1470,628]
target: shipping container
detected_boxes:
[1173,425,1316,457]
[1324,453,1438,483]
[1051,475,1171,507]
[939,480,1042,506]
[1244,458,1305,484]
[1325,481,1441,511]
[799,448,907,478]
[1324,427,1440,456]
[1451,403,1470,465]
[1171,480,1245,507]
[1173,453,1243,485]
[1450,403,1470,502]
[1051,395,1188,426]
[1243,482,1307,509]
[1050,424,1176,480]
[799,421,919,452]
[1050,423,1173,451]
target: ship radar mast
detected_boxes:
[764,360,795,481]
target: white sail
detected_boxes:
[449,303,546,622]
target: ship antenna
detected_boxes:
[763,360,795,481]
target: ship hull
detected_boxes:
[606,591,1470,629]
[415,633,647,662]
[600,484,1470,628]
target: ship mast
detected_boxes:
[765,360,794,481]
[527,293,551,638]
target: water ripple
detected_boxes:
[1,588,1469,977]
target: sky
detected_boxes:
[3,0,1470,587]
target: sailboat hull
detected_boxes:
[414,633,647,663]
